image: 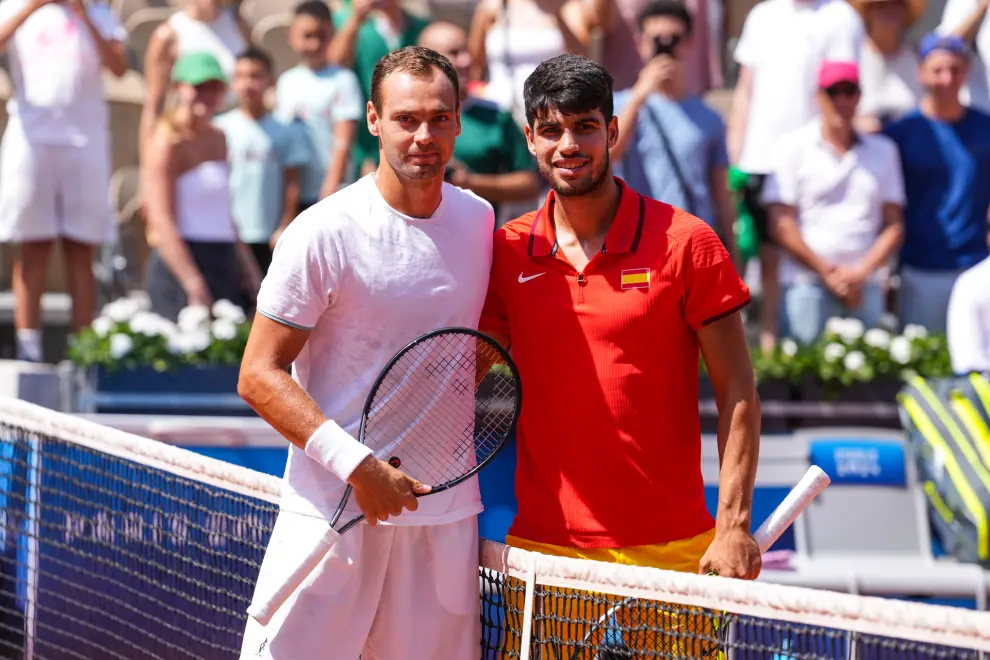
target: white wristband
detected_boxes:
[304,420,373,482]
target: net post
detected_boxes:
[518,556,537,660]
[22,431,42,660]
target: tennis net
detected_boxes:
[0,397,986,660]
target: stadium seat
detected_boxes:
[240,0,292,28]
[251,14,295,78]
[124,7,175,73]
[113,0,170,26]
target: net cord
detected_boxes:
[2,396,989,653]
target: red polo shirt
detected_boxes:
[480,179,750,549]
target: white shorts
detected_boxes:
[0,119,114,245]
[240,512,481,660]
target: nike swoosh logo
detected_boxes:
[518,272,546,283]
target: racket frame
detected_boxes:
[329,326,521,529]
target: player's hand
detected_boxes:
[347,455,432,525]
[699,527,762,580]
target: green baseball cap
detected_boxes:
[172,52,227,86]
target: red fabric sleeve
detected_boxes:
[479,228,511,340]
[682,222,751,330]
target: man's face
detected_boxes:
[817,81,860,125]
[525,107,617,197]
[180,79,226,118]
[920,50,968,101]
[368,69,461,180]
[231,58,271,106]
[289,15,331,66]
[417,24,471,93]
[638,15,690,63]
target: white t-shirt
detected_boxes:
[0,0,126,146]
[256,174,496,524]
[274,65,365,202]
[858,45,921,121]
[762,120,905,285]
[733,0,865,174]
[947,256,990,374]
[939,0,990,113]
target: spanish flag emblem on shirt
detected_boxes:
[620,268,651,290]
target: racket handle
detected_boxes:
[247,527,341,626]
[753,465,831,553]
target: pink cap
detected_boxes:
[817,61,859,89]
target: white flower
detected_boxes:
[838,318,865,343]
[167,330,211,355]
[890,336,912,365]
[91,316,114,338]
[824,317,846,337]
[109,333,133,359]
[903,324,928,340]
[780,339,799,357]
[129,311,174,337]
[128,292,151,312]
[102,298,141,323]
[211,319,238,341]
[864,328,891,350]
[212,299,246,324]
[824,342,846,363]
[879,313,898,331]
[177,305,211,333]
[843,350,866,372]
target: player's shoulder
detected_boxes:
[496,210,541,249]
[640,195,721,254]
[442,183,495,230]
[284,178,373,241]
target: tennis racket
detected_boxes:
[247,327,522,626]
[566,465,832,660]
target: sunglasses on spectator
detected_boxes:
[824,83,861,98]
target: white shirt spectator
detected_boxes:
[858,45,921,121]
[762,119,905,285]
[947,256,990,374]
[255,174,495,524]
[167,9,244,82]
[0,0,125,146]
[939,0,990,112]
[733,0,865,174]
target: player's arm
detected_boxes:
[239,315,429,522]
[697,311,762,579]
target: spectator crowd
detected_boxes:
[0,0,989,376]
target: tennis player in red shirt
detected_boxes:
[480,53,763,656]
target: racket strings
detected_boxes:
[363,333,519,487]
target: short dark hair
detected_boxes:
[370,46,459,113]
[523,53,613,127]
[237,46,273,74]
[637,0,693,36]
[294,0,332,23]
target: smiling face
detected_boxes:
[368,68,461,181]
[524,106,617,197]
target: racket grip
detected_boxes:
[753,465,830,553]
[247,527,340,626]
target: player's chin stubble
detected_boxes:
[542,152,611,197]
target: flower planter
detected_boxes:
[791,375,903,429]
[756,378,792,433]
[82,365,253,416]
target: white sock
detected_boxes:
[16,329,42,362]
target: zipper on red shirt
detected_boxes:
[576,272,587,303]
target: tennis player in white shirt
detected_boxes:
[237,46,494,660]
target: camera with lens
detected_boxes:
[652,34,681,58]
